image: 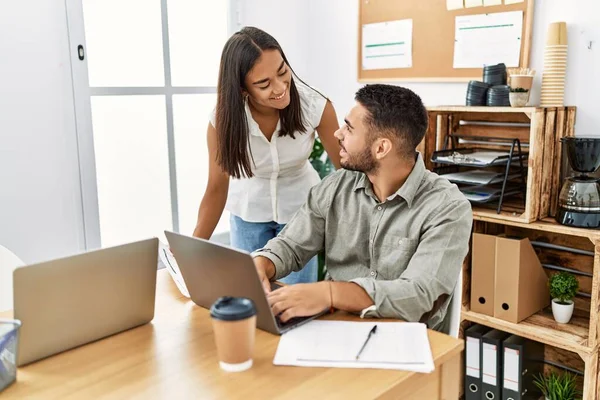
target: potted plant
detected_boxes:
[309,137,335,281]
[509,87,530,107]
[533,371,580,400]
[549,271,579,323]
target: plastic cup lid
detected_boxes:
[210,297,256,321]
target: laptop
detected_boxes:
[164,231,326,335]
[13,238,159,366]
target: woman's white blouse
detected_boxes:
[210,82,327,224]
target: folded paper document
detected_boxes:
[442,170,521,185]
[273,320,434,372]
[158,240,190,298]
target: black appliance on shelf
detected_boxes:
[556,137,600,228]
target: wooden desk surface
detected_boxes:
[1,270,464,399]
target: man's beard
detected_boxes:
[341,146,378,174]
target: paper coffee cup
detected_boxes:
[210,296,257,372]
[546,22,567,46]
[543,67,567,72]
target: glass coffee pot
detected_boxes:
[556,137,600,228]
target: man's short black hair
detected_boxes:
[354,84,428,158]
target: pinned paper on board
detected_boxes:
[483,0,502,6]
[446,0,464,10]
[465,0,483,7]
[362,19,413,70]
[453,11,523,68]
[504,0,524,4]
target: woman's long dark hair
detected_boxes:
[215,26,310,179]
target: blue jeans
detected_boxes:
[229,215,318,284]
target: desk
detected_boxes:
[1,270,463,399]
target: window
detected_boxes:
[80,0,231,247]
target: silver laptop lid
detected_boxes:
[164,231,282,334]
[13,238,159,366]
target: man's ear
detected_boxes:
[374,137,393,160]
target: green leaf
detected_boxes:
[309,138,325,160]
[310,137,336,280]
[534,371,581,400]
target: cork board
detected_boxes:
[358,0,535,82]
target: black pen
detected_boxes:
[355,325,377,360]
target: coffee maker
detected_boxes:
[556,137,600,228]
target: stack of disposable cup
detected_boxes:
[540,22,568,107]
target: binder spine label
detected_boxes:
[503,348,520,391]
[482,343,497,385]
[466,337,480,378]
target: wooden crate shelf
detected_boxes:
[473,215,600,242]
[427,105,538,113]
[458,217,600,399]
[459,319,598,399]
[423,105,597,397]
[462,309,591,355]
[421,105,576,224]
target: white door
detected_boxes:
[65,0,235,248]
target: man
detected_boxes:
[252,84,472,332]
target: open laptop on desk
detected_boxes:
[13,238,159,366]
[164,231,326,335]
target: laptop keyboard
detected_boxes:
[276,315,310,329]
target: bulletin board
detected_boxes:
[358,0,535,82]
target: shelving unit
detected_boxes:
[459,216,600,399]
[417,106,599,398]
[461,309,590,355]
[421,106,577,223]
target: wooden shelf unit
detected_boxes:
[421,106,576,223]
[461,309,590,355]
[458,216,600,399]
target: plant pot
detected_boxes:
[509,92,529,107]
[551,298,574,323]
[509,74,534,91]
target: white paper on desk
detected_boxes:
[453,11,523,68]
[158,240,190,298]
[273,321,434,373]
[362,19,413,70]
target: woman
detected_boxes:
[192,27,341,285]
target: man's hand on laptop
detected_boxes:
[267,282,331,323]
[253,256,276,294]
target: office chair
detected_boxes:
[0,244,24,312]
[447,268,463,338]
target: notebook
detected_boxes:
[273,320,434,372]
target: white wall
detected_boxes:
[0,1,85,263]
[528,0,599,135]
[241,0,599,135]
[237,0,311,83]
